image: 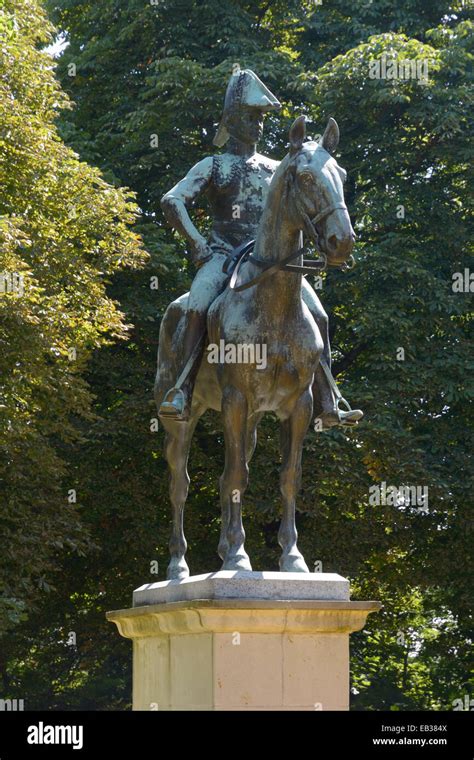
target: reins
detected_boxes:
[224,201,355,293]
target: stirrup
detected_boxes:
[315,399,363,431]
[336,396,352,414]
[334,396,363,426]
[158,387,189,422]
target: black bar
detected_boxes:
[0,710,471,757]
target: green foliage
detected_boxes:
[1,0,472,710]
[0,0,146,641]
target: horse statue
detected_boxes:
[154,115,355,579]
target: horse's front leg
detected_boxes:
[220,386,252,571]
[218,412,262,564]
[279,389,312,572]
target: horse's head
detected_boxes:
[286,115,355,268]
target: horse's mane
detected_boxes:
[254,138,328,257]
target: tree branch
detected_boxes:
[332,341,370,377]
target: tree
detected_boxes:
[0,0,146,650]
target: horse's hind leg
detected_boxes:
[163,411,201,580]
[278,390,312,573]
[219,386,252,571]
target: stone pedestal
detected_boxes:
[107,571,380,711]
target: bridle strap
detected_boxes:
[294,185,348,248]
[313,202,348,225]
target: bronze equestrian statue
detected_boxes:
[155,70,361,579]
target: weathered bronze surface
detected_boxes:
[154,70,358,579]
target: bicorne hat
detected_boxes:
[213,69,281,147]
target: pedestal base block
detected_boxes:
[107,572,380,711]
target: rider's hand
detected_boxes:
[190,237,212,269]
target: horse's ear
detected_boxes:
[289,116,306,154]
[320,117,339,153]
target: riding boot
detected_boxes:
[312,361,363,429]
[158,310,206,421]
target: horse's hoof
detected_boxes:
[280,554,310,573]
[167,559,190,580]
[221,553,252,572]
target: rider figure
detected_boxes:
[158,69,363,429]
